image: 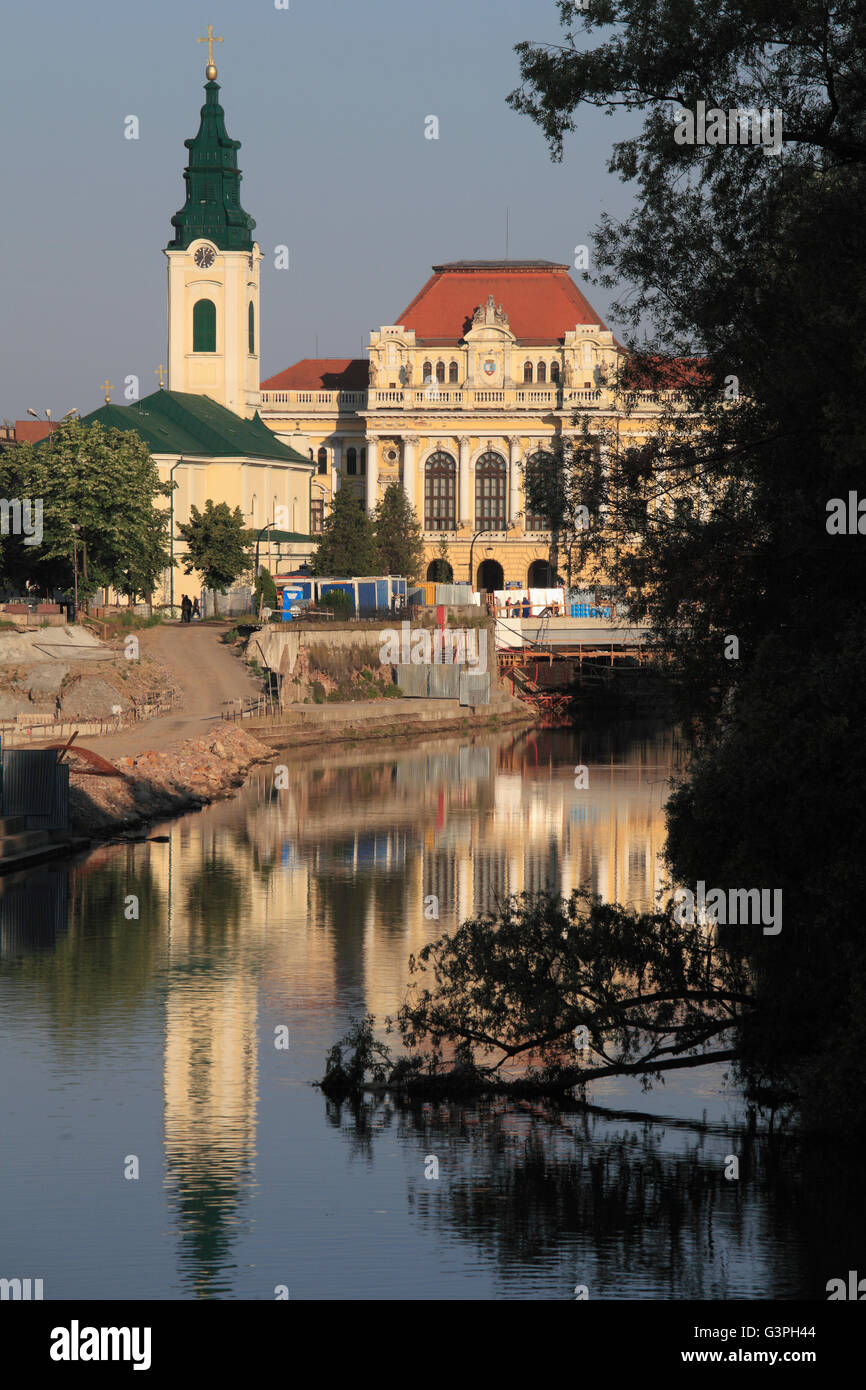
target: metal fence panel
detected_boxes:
[395,665,429,697]
[1,750,69,830]
[428,665,461,698]
[459,672,491,706]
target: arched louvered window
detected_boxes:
[193,298,216,352]
[424,450,457,531]
[248,302,255,354]
[523,451,554,532]
[475,451,508,531]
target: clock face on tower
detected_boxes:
[194,246,216,269]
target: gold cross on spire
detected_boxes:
[197,24,224,80]
[155,364,166,390]
[101,379,114,403]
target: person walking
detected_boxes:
[192,597,201,621]
[181,594,192,624]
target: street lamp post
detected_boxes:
[71,524,79,617]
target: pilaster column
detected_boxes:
[509,436,522,523]
[332,437,342,495]
[366,437,379,513]
[458,436,471,527]
[402,435,418,514]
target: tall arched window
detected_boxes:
[248,302,255,354]
[346,447,357,476]
[193,298,216,352]
[523,361,533,384]
[449,361,459,384]
[475,450,508,530]
[436,361,446,384]
[537,361,547,383]
[422,361,433,384]
[360,447,367,476]
[550,361,560,383]
[523,451,554,531]
[317,447,328,475]
[424,450,457,531]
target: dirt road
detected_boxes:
[85,621,262,758]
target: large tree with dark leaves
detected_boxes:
[511,3,866,1129]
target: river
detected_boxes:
[0,723,856,1299]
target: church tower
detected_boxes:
[165,31,261,416]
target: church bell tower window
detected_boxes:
[193,298,216,352]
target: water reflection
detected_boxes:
[2,722,848,1299]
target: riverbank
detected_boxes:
[66,697,536,841]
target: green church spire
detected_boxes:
[168,75,256,251]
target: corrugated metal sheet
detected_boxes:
[395,665,429,697]
[1,750,69,830]
[459,672,491,706]
[434,582,472,605]
[428,665,461,698]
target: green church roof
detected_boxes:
[168,80,255,251]
[75,390,313,464]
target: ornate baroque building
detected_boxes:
[258,262,669,591]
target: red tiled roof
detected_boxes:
[395,261,606,344]
[14,419,60,442]
[619,355,709,389]
[261,359,369,390]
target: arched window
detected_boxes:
[193,298,216,352]
[436,361,446,384]
[523,361,533,384]
[523,451,554,532]
[346,446,357,476]
[475,450,508,531]
[317,447,328,475]
[537,361,547,383]
[550,361,560,383]
[360,447,367,476]
[449,361,459,384]
[424,450,457,531]
[422,360,433,384]
[248,302,255,354]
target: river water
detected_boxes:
[0,724,855,1300]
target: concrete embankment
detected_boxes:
[237,693,534,749]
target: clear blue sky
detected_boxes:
[0,0,641,421]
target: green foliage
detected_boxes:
[311,488,380,577]
[253,566,277,612]
[508,0,866,1129]
[316,588,354,616]
[176,499,254,614]
[0,419,171,599]
[373,482,425,582]
[428,533,453,583]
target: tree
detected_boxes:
[310,487,380,577]
[373,482,425,582]
[253,566,277,615]
[428,533,453,583]
[503,2,866,1129]
[176,500,254,614]
[0,419,172,600]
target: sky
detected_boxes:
[0,0,642,422]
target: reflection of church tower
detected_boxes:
[165,32,261,415]
[160,830,260,1298]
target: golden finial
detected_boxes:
[155,364,166,390]
[101,379,114,404]
[198,24,224,80]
